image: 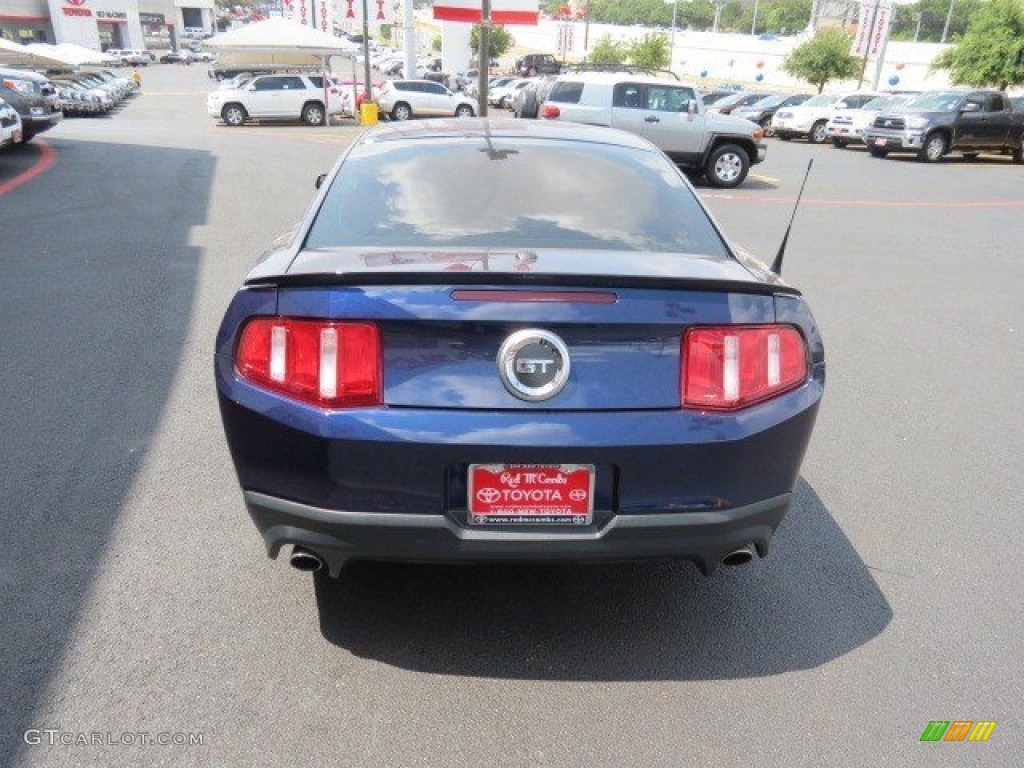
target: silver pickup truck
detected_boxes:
[538,72,767,188]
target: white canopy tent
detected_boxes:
[206,17,359,69]
[0,38,73,69]
[49,44,121,67]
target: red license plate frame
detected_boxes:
[468,464,594,525]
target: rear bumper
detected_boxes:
[245,489,791,576]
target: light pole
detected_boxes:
[751,0,760,36]
[670,0,678,67]
[941,0,956,43]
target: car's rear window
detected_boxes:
[548,81,584,104]
[304,137,729,256]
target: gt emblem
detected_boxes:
[497,330,571,402]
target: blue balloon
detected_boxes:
[755,73,764,82]
[888,75,900,86]
[700,69,708,78]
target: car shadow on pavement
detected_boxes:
[314,477,891,680]
[0,138,212,756]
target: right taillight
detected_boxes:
[682,325,808,411]
[540,103,560,119]
[235,318,381,408]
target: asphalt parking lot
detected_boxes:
[1,64,1021,766]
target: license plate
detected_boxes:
[468,464,594,525]
[874,138,887,146]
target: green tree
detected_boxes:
[890,0,983,42]
[629,33,670,70]
[379,24,391,44]
[782,28,860,92]
[930,0,1024,89]
[590,35,628,66]
[469,24,515,60]
[759,0,812,35]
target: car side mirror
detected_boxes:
[961,102,981,112]
[315,173,327,190]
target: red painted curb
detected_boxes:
[0,138,57,197]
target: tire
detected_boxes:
[705,143,750,189]
[918,132,947,162]
[391,102,412,121]
[221,103,247,127]
[809,120,828,144]
[867,146,889,158]
[302,101,326,126]
[454,104,474,118]
[760,116,773,136]
[778,133,791,141]
[962,152,979,162]
[528,67,537,76]
[1012,146,1023,164]
[831,138,847,148]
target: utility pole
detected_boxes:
[361,0,371,102]
[476,0,490,117]
[583,0,592,57]
[941,0,956,43]
[751,0,760,36]
[403,0,415,88]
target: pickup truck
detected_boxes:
[539,72,766,188]
[862,89,1024,163]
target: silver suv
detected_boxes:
[539,72,766,188]
[207,73,341,127]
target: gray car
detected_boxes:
[0,66,62,144]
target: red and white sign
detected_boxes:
[852,0,892,56]
[468,464,594,525]
[433,0,539,26]
[336,0,395,33]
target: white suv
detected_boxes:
[377,80,476,121]
[207,73,342,127]
[772,91,879,143]
[1,96,23,149]
[539,72,766,188]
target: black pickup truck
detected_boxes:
[862,89,1024,163]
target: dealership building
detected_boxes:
[0,0,216,51]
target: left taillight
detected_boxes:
[235,318,382,408]
[682,325,808,411]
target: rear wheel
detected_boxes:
[705,144,750,189]
[221,103,247,126]
[760,116,773,136]
[778,133,791,141]
[867,146,889,158]
[809,121,828,144]
[831,138,847,148]
[918,132,947,162]
[391,102,412,121]
[1012,146,1023,164]
[454,104,474,118]
[302,101,326,126]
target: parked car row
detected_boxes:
[751,86,1024,163]
[50,69,137,117]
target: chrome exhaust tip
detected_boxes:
[289,547,325,573]
[721,544,756,567]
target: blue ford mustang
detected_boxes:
[215,119,825,577]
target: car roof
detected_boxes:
[556,71,696,88]
[358,117,656,152]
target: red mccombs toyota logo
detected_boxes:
[63,0,93,18]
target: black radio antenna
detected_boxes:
[771,159,814,275]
